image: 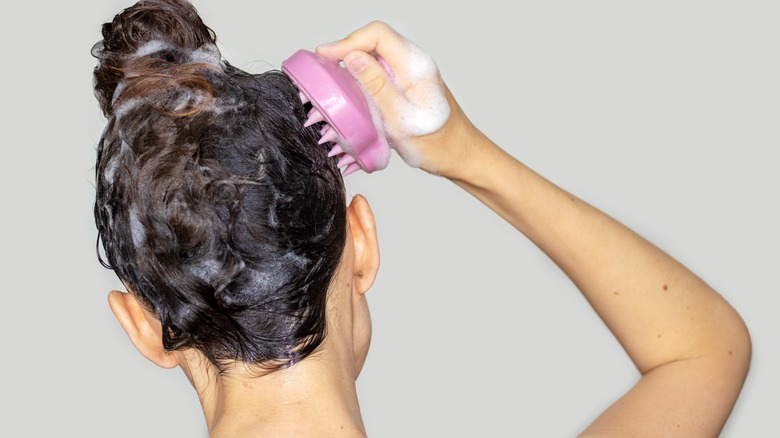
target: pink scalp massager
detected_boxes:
[282,50,391,176]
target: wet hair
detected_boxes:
[92,0,347,372]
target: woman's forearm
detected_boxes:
[317,21,751,434]
[448,133,750,375]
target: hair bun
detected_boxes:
[92,0,219,116]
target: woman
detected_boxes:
[93,1,750,436]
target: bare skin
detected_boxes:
[109,195,379,437]
[108,21,750,437]
[317,21,751,437]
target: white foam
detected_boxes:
[282,251,310,269]
[360,39,451,169]
[189,44,222,66]
[190,258,221,282]
[266,190,283,228]
[128,206,146,248]
[361,94,394,169]
[111,82,126,104]
[244,251,310,293]
[389,40,450,137]
[103,144,123,184]
[112,96,143,118]
[394,81,450,137]
[404,40,440,79]
[171,89,204,112]
[248,264,293,292]
[134,40,170,58]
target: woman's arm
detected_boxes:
[318,22,751,436]
[448,128,751,437]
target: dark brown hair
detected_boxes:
[92,0,346,372]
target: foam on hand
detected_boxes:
[393,40,449,133]
[373,39,451,169]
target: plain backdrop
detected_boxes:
[1,0,776,436]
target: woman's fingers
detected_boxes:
[315,21,455,173]
[316,21,405,60]
[316,21,419,89]
[342,50,400,111]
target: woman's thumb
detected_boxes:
[344,51,396,105]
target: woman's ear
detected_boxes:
[346,194,380,294]
[108,290,180,369]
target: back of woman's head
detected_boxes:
[92,0,347,372]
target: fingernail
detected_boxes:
[345,53,368,73]
[315,40,339,53]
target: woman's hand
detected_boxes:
[316,21,488,179]
[321,22,750,438]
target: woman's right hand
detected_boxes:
[316,21,488,179]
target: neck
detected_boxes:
[179,347,366,437]
[176,254,368,437]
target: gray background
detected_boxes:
[1,0,776,436]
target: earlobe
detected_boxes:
[346,194,380,294]
[108,290,180,369]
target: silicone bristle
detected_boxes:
[343,163,361,177]
[337,155,356,168]
[304,108,326,127]
[282,50,393,176]
[318,127,339,145]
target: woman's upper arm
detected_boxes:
[580,323,751,437]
